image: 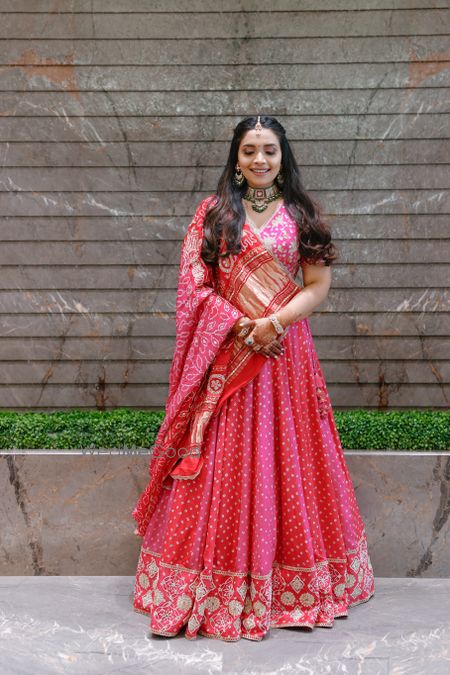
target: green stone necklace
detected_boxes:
[243,183,283,213]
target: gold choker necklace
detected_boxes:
[243,184,282,213]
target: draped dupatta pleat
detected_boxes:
[132,197,303,536]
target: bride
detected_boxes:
[132,115,375,642]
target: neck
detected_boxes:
[245,182,276,193]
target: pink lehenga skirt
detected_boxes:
[133,317,375,642]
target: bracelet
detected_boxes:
[268,314,284,335]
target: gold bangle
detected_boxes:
[268,314,284,335]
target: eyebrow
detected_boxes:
[241,143,278,149]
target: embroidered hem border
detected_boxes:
[133,532,375,642]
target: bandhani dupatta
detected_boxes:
[132,196,302,536]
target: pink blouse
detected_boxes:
[244,201,325,281]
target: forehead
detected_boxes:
[239,128,280,148]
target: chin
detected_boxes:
[246,173,276,187]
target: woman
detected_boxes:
[132,115,375,642]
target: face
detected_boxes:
[237,127,282,188]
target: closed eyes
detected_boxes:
[243,151,276,156]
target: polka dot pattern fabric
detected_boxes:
[133,202,375,641]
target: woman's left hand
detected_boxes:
[231,316,256,337]
[245,317,278,345]
[244,318,285,357]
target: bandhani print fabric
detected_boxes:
[133,200,375,641]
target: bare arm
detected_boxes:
[230,263,332,358]
[275,263,332,328]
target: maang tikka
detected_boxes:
[254,115,263,135]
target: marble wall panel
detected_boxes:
[0,3,447,410]
[0,451,449,577]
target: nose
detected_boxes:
[254,151,267,165]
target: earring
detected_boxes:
[233,165,245,187]
[276,170,284,187]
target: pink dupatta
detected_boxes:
[132,196,302,536]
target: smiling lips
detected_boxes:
[251,169,270,174]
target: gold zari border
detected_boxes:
[140,532,366,577]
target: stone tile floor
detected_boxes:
[0,577,449,674]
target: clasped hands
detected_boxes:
[231,315,285,359]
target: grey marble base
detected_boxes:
[1,451,449,577]
[0,576,449,674]
[347,452,450,578]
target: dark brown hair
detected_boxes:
[201,115,337,267]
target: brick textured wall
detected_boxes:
[0,0,448,411]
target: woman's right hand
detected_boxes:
[259,338,284,359]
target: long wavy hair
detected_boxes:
[201,115,337,267]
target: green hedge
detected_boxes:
[0,409,448,451]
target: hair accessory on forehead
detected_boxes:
[254,115,263,135]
